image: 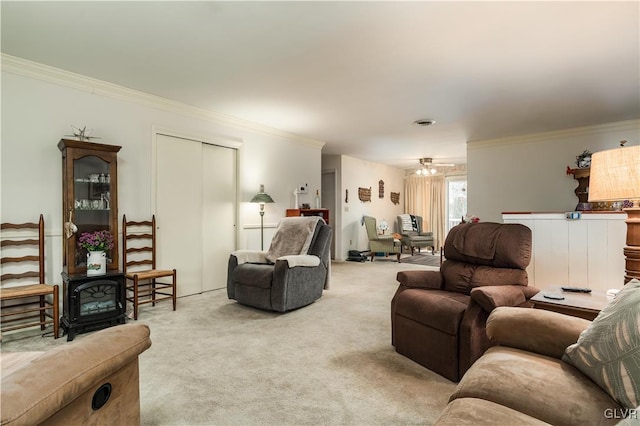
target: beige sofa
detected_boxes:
[1,324,151,425]
[434,307,624,425]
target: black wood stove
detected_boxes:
[60,271,126,341]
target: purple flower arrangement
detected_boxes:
[78,230,114,252]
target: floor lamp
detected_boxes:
[250,184,274,250]
[588,144,640,284]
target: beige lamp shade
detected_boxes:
[588,145,640,202]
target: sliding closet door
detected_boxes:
[202,143,236,292]
[156,133,237,297]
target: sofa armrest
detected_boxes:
[231,250,268,265]
[276,254,320,268]
[396,270,443,290]
[486,306,591,359]
[1,324,151,426]
[470,285,536,312]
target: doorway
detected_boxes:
[154,131,240,297]
[321,170,336,259]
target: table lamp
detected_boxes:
[250,184,274,250]
[588,144,640,284]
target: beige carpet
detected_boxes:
[1,261,455,425]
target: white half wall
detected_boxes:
[1,57,323,286]
[467,120,640,223]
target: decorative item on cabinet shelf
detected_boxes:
[575,149,592,168]
[65,125,101,141]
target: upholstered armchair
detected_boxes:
[363,216,401,262]
[396,214,435,255]
[391,222,538,381]
[227,217,332,312]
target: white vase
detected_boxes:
[87,251,107,276]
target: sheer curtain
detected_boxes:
[404,175,446,249]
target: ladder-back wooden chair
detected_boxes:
[122,215,177,320]
[0,214,59,338]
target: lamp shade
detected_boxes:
[250,184,274,204]
[588,145,640,202]
[250,193,275,204]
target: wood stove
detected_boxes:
[61,271,126,341]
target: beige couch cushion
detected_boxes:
[1,352,43,374]
[450,346,621,426]
[1,324,151,425]
[563,279,640,409]
[436,397,550,425]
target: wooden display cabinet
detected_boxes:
[58,139,121,274]
[286,208,329,225]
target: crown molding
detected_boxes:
[467,119,640,150]
[0,54,325,149]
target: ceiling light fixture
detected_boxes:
[415,158,438,175]
[413,119,436,127]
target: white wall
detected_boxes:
[1,57,323,286]
[467,120,640,223]
[322,154,405,260]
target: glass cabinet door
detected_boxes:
[73,155,114,270]
[59,139,121,274]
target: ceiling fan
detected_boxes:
[415,157,455,175]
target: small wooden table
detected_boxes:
[531,287,611,320]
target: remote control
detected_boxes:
[561,286,592,293]
[543,293,565,300]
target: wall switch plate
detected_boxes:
[297,184,308,194]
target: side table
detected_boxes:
[531,287,612,321]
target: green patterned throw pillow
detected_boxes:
[563,279,640,409]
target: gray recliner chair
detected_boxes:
[227,217,332,312]
[397,214,435,255]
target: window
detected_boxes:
[446,177,467,232]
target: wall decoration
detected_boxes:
[379,180,384,198]
[358,187,371,202]
[345,189,349,203]
[390,192,400,205]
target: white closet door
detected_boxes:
[202,143,236,291]
[156,134,204,297]
[156,134,237,297]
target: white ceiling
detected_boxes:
[2,1,639,170]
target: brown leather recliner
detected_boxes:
[391,222,538,382]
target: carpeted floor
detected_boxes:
[400,253,442,267]
[1,261,455,425]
